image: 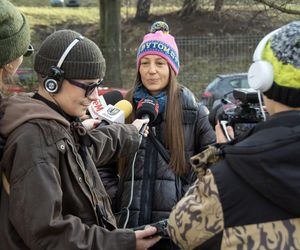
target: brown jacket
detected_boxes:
[0,94,140,250]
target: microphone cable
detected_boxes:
[121,134,144,229]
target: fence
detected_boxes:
[120,34,261,98]
[21,34,262,99]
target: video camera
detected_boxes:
[218,88,265,137]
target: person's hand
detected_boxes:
[82,118,101,130]
[215,121,234,143]
[80,114,90,121]
[132,118,150,137]
[135,226,161,250]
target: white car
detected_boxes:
[50,0,64,7]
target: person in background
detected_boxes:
[100,21,215,250]
[0,29,160,250]
[0,0,33,174]
[0,0,33,95]
[167,21,300,249]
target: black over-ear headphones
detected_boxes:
[44,36,84,94]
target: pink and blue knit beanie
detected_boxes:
[137,21,180,75]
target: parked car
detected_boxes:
[50,0,64,7]
[66,0,80,7]
[98,86,128,98]
[201,73,249,111]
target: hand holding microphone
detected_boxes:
[132,118,150,137]
[82,90,125,130]
[88,90,124,119]
[135,96,159,136]
[97,99,133,127]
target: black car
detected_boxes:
[201,73,249,111]
[66,0,80,7]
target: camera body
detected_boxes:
[218,89,265,135]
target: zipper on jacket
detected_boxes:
[139,139,157,225]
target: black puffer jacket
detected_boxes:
[100,86,215,229]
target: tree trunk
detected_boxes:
[99,0,122,87]
[214,0,224,12]
[180,0,198,17]
[135,0,152,22]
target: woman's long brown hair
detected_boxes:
[123,67,187,176]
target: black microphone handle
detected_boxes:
[97,119,110,128]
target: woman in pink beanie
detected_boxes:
[100,21,216,250]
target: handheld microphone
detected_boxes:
[135,97,159,135]
[98,100,133,127]
[88,90,123,118]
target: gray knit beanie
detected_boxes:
[262,21,300,107]
[0,0,30,67]
[34,30,106,79]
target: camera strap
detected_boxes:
[148,130,170,164]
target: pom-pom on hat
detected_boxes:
[137,21,180,75]
[262,21,300,107]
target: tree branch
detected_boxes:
[254,0,300,15]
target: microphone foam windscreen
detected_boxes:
[115,100,133,119]
[103,90,123,105]
[136,96,159,123]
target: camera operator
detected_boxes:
[0,29,160,250]
[167,21,300,249]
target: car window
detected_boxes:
[206,77,221,91]
[229,79,240,88]
[241,78,249,88]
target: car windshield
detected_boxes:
[241,78,249,88]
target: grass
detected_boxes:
[18,6,181,28]
[11,0,99,7]
[20,7,100,27]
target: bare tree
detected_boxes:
[254,0,300,15]
[180,0,199,17]
[99,0,122,87]
[135,0,152,21]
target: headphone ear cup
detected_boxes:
[44,78,59,94]
[44,66,64,94]
[248,60,274,92]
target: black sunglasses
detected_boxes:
[67,79,104,97]
[24,44,34,57]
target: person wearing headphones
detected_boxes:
[167,21,300,249]
[0,29,160,250]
